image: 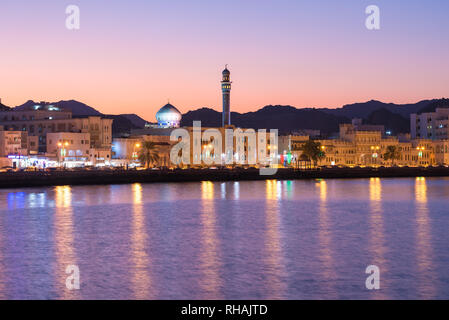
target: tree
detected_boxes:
[383,145,401,166]
[138,141,160,168]
[300,140,325,167]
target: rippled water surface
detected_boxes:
[0,177,448,299]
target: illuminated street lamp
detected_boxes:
[57,141,69,167]
[417,146,425,162]
[371,146,380,166]
[132,142,141,164]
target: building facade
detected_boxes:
[411,108,449,140]
[0,102,112,154]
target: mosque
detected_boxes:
[155,103,182,128]
[152,66,232,128]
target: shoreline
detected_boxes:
[0,167,448,189]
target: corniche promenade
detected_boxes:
[0,167,449,188]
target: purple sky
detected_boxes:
[0,0,448,120]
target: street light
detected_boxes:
[57,142,68,167]
[371,146,380,166]
[132,142,141,165]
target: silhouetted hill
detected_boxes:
[182,99,449,135]
[14,100,35,110]
[105,115,140,137]
[0,101,11,111]
[13,99,149,136]
[181,108,223,127]
[15,100,102,116]
[416,98,449,114]
[57,100,103,116]
[366,108,410,134]
[120,114,149,128]
[321,99,443,119]
[10,98,449,137]
[181,106,349,134]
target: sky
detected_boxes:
[0,0,448,121]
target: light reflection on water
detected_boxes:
[200,181,222,299]
[316,180,336,298]
[414,177,436,299]
[0,177,448,299]
[54,186,80,300]
[131,183,152,299]
[368,178,387,299]
[264,180,287,299]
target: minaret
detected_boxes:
[221,65,231,126]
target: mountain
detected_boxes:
[182,99,449,135]
[416,98,449,114]
[181,106,349,135]
[13,99,149,136]
[120,114,150,128]
[14,100,102,116]
[104,115,140,137]
[55,100,103,116]
[320,99,442,119]
[0,100,11,111]
[366,108,410,134]
[9,98,449,137]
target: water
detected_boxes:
[0,177,448,299]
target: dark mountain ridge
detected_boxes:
[6,98,449,136]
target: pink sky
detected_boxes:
[1,1,448,121]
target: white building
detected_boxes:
[411,108,449,140]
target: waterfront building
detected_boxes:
[112,134,173,167]
[46,132,92,167]
[114,124,278,168]
[277,120,443,167]
[0,126,39,168]
[434,140,449,165]
[0,102,113,154]
[411,107,449,140]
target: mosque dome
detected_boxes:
[156,103,182,128]
[222,68,230,75]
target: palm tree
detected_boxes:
[138,141,160,168]
[383,145,401,166]
[300,140,325,167]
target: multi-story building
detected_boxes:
[277,120,442,167]
[411,108,449,140]
[114,124,279,168]
[47,132,91,166]
[0,125,39,168]
[0,102,113,154]
[112,135,173,167]
[434,140,449,166]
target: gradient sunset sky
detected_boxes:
[1,0,448,121]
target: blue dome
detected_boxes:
[156,103,181,128]
[222,68,230,75]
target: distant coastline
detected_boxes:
[1,167,448,189]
